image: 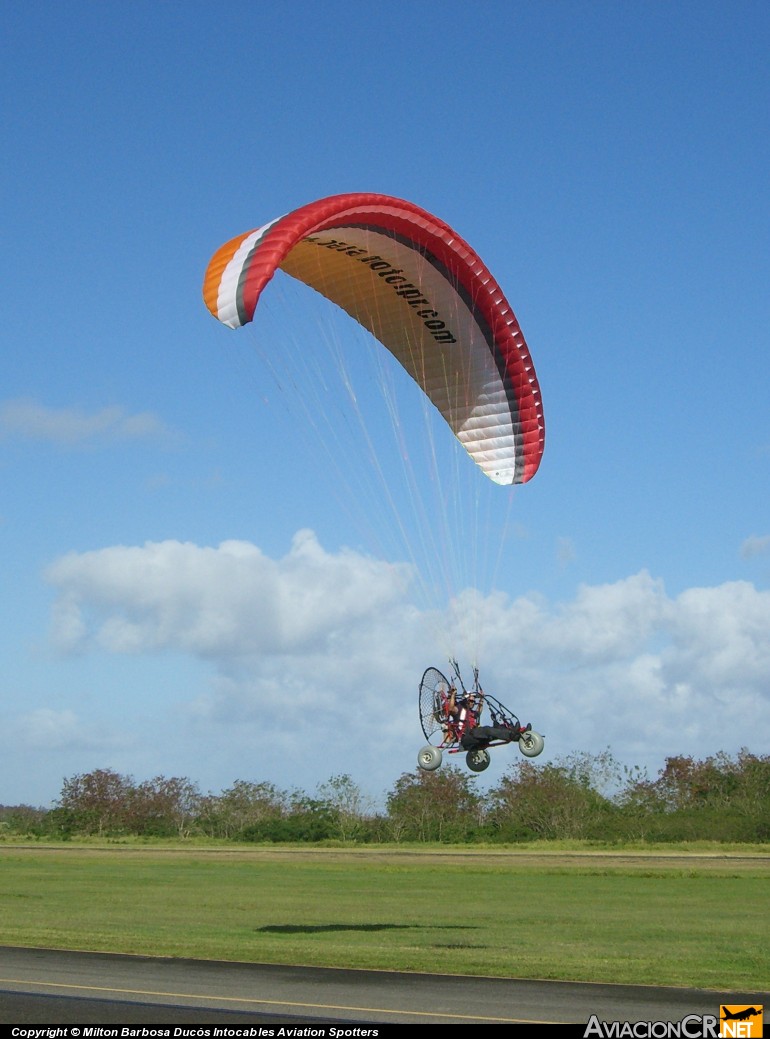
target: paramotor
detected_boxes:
[418,662,544,773]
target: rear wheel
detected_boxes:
[466,748,491,772]
[417,745,443,771]
[519,730,545,758]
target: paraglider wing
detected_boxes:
[203,193,544,485]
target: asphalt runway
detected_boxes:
[1,946,767,1026]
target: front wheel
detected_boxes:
[519,730,545,758]
[418,745,443,771]
[466,748,491,773]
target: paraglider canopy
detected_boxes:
[203,193,544,485]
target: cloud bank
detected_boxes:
[40,531,770,785]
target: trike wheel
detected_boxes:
[466,748,491,772]
[519,730,545,758]
[417,745,443,771]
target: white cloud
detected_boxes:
[5,708,127,753]
[42,532,770,783]
[0,397,174,446]
[741,534,770,559]
[453,571,670,667]
[46,530,413,657]
[664,582,770,691]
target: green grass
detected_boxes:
[1,842,768,990]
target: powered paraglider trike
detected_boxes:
[418,662,544,773]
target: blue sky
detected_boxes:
[2,1,768,808]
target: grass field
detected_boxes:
[1,842,768,990]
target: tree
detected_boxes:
[623,750,769,813]
[129,776,202,837]
[385,767,482,842]
[488,751,619,840]
[316,774,373,841]
[199,780,288,839]
[618,750,770,841]
[729,750,770,823]
[56,768,135,836]
[0,804,47,835]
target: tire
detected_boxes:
[417,745,443,771]
[518,730,545,758]
[466,748,491,772]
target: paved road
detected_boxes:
[1,946,767,1026]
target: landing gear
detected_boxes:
[417,745,443,771]
[465,748,491,773]
[519,730,545,757]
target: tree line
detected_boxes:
[2,749,768,844]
